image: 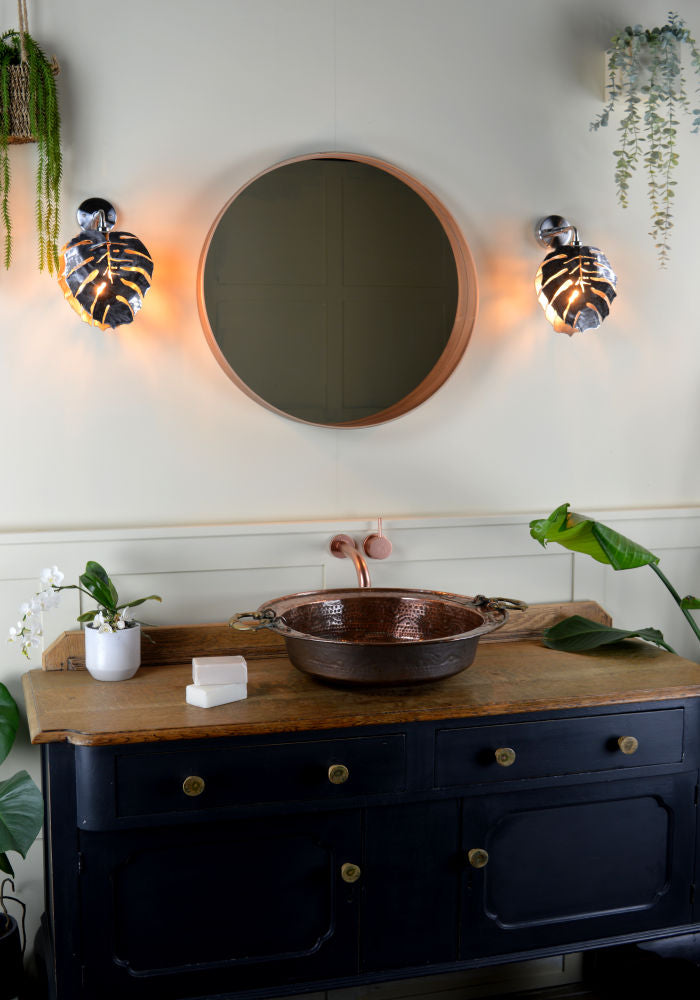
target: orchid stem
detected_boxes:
[649,562,700,647]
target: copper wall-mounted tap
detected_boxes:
[329,534,372,588]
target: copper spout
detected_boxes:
[329,534,372,588]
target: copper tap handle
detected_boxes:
[363,517,393,560]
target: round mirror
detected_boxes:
[198,152,477,427]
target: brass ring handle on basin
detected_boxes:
[229,610,278,632]
[495,747,517,767]
[341,862,361,883]
[183,775,205,797]
[328,764,349,785]
[467,848,489,869]
[618,735,639,755]
[473,596,528,613]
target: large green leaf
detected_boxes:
[542,615,674,653]
[79,560,118,611]
[0,770,43,875]
[530,503,659,570]
[0,683,19,767]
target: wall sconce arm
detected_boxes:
[535,215,580,248]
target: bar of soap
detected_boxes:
[185,682,247,708]
[192,655,247,686]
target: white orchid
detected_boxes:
[116,606,132,629]
[8,564,70,659]
[40,566,64,588]
[9,562,161,660]
[8,608,42,659]
[93,611,113,634]
[36,589,59,612]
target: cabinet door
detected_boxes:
[461,773,695,959]
[79,810,361,999]
[361,800,460,973]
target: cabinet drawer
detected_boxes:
[109,733,406,819]
[435,709,683,787]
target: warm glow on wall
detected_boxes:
[58,198,154,330]
[534,215,617,336]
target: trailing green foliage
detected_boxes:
[530,503,700,656]
[0,29,61,271]
[542,615,675,654]
[591,12,700,266]
[0,682,42,877]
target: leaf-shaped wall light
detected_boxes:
[58,198,153,330]
[534,215,616,336]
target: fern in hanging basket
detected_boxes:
[0,28,61,272]
[591,12,700,267]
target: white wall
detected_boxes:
[0,0,698,531]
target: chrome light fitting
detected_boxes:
[59,198,154,330]
[534,215,617,336]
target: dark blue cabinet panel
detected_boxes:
[461,773,695,957]
[78,811,361,998]
[436,709,684,787]
[361,800,460,972]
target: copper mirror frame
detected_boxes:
[197,152,478,428]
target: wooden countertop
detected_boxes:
[23,631,700,747]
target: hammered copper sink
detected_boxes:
[230,588,524,685]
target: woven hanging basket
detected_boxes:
[5,63,32,143]
[2,58,59,144]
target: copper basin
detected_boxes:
[231,588,522,686]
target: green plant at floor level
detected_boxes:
[0,27,61,271]
[590,12,700,266]
[0,682,42,877]
[530,503,700,655]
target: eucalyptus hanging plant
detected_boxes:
[0,3,61,272]
[591,12,700,266]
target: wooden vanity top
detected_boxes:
[22,601,700,746]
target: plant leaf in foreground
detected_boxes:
[542,615,675,654]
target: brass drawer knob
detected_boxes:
[468,848,489,869]
[182,775,205,797]
[495,747,516,767]
[328,763,350,785]
[618,735,639,755]
[341,862,361,883]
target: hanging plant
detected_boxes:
[591,11,700,266]
[0,0,61,272]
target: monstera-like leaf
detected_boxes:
[535,243,617,335]
[59,228,154,330]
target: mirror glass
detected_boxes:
[198,153,477,427]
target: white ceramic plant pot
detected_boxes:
[84,623,141,681]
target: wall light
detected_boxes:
[58,198,154,330]
[534,215,616,336]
